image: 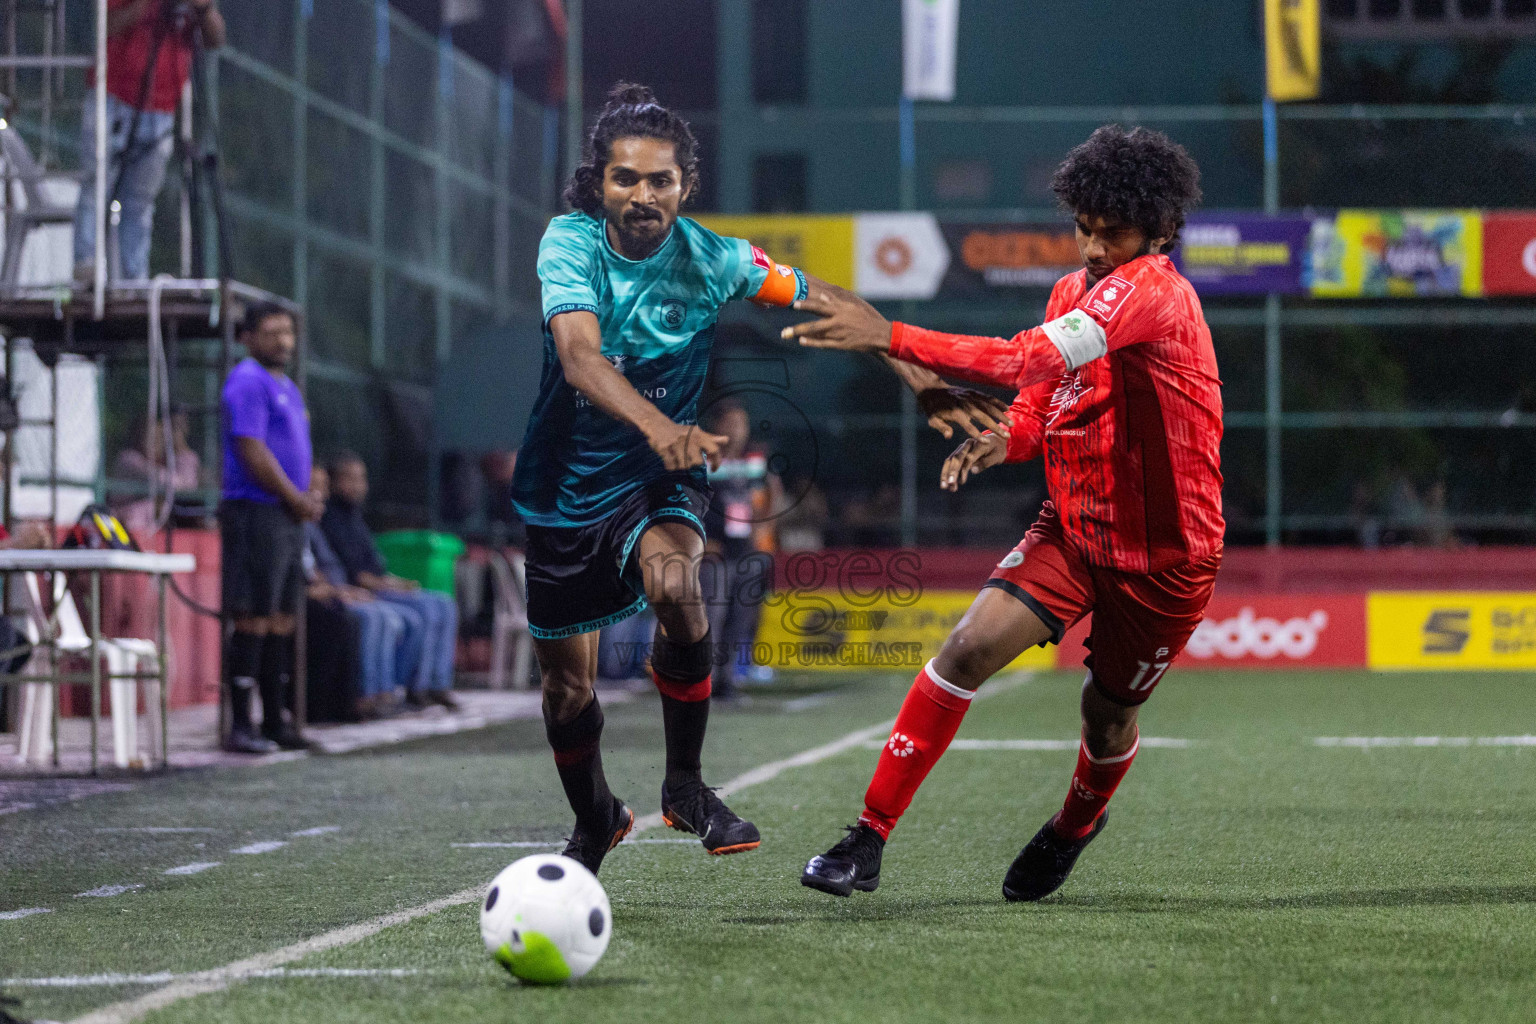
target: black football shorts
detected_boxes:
[523,473,711,640]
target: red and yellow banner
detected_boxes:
[752,589,1536,672]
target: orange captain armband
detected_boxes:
[747,244,805,308]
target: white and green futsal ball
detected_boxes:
[480,854,612,984]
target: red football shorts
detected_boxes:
[985,507,1221,706]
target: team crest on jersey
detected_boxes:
[1084,275,1135,324]
[660,299,687,331]
[998,551,1024,569]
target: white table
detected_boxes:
[0,548,197,772]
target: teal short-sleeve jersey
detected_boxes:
[512,211,808,527]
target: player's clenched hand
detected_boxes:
[646,420,730,472]
[940,432,1007,492]
[917,386,1013,441]
[780,285,891,354]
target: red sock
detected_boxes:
[858,661,975,840]
[1055,731,1139,840]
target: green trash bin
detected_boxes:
[375,530,466,595]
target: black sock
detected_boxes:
[652,625,712,788]
[258,633,294,734]
[545,695,615,834]
[228,630,263,731]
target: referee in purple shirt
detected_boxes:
[219,302,319,753]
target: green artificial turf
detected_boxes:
[3,669,1535,1023]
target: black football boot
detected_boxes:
[1002,811,1108,902]
[801,823,885,897]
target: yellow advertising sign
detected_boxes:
[1310,210,1483,298]
[1265,0,1320,102]
[1368,592,1536,670]
[754,589,1056,673]
[694,215,855,291]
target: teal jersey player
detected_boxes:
[512,210,807,527]
[517,84,1005,881]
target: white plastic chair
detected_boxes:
[487,550,533,690]
[16,572,163,768]
[0,122,78,288]
[14,583,51,765]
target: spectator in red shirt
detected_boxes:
[73,0,225,282]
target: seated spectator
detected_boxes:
[322,452,460,711]
[110,409,202,536]
[302,467,411,721]
[102,410,202,646]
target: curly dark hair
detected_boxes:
[563,83,700,218]
[1050,125,1202,253]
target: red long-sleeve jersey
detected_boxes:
[891,253,1224,573]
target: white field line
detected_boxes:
[9,968,423,988]
[74,884,144,899]
[94,828,217,834]
[230,841,287,855]
[70,671,1036,1024]
[858,736,1193,751]
[0,907,52,920]
[450,838,697,849]
[162,862,221,877]
[290,826,341,837]
[1313,735,1536,748]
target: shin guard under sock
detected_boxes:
[859,660,975,840]
[1055,731,1139,840]
[545,695,616,834]
[258,633,294,733]
[651,625,712,786]
[228,630,263,730]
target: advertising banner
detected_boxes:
[1174,213,1310,295]
[694,215,855,291]
[854,213,951,300]
[1054,595,1366,672]
[1265,0,1320,102]
[938,222,1080,293]
[1368,592,1536,670]
[1308,210,1483,298]
[1481,211,1536,296]
[754,588,1054,673]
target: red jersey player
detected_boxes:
[787,125,1222,901]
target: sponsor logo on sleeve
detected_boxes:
[1083,275,1135,323]
[750,245,772,271]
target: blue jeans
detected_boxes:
[378,589,457,693]
[73,93,174,279]
[345,599,406,698]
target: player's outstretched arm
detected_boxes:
[782,283,1069,392]
[786,278,1012,440]
[550,310,729,471]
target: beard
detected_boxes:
[611,209,669,259]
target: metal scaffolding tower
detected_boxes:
[0,0,309,758]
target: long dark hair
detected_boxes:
[563,82,700,218]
